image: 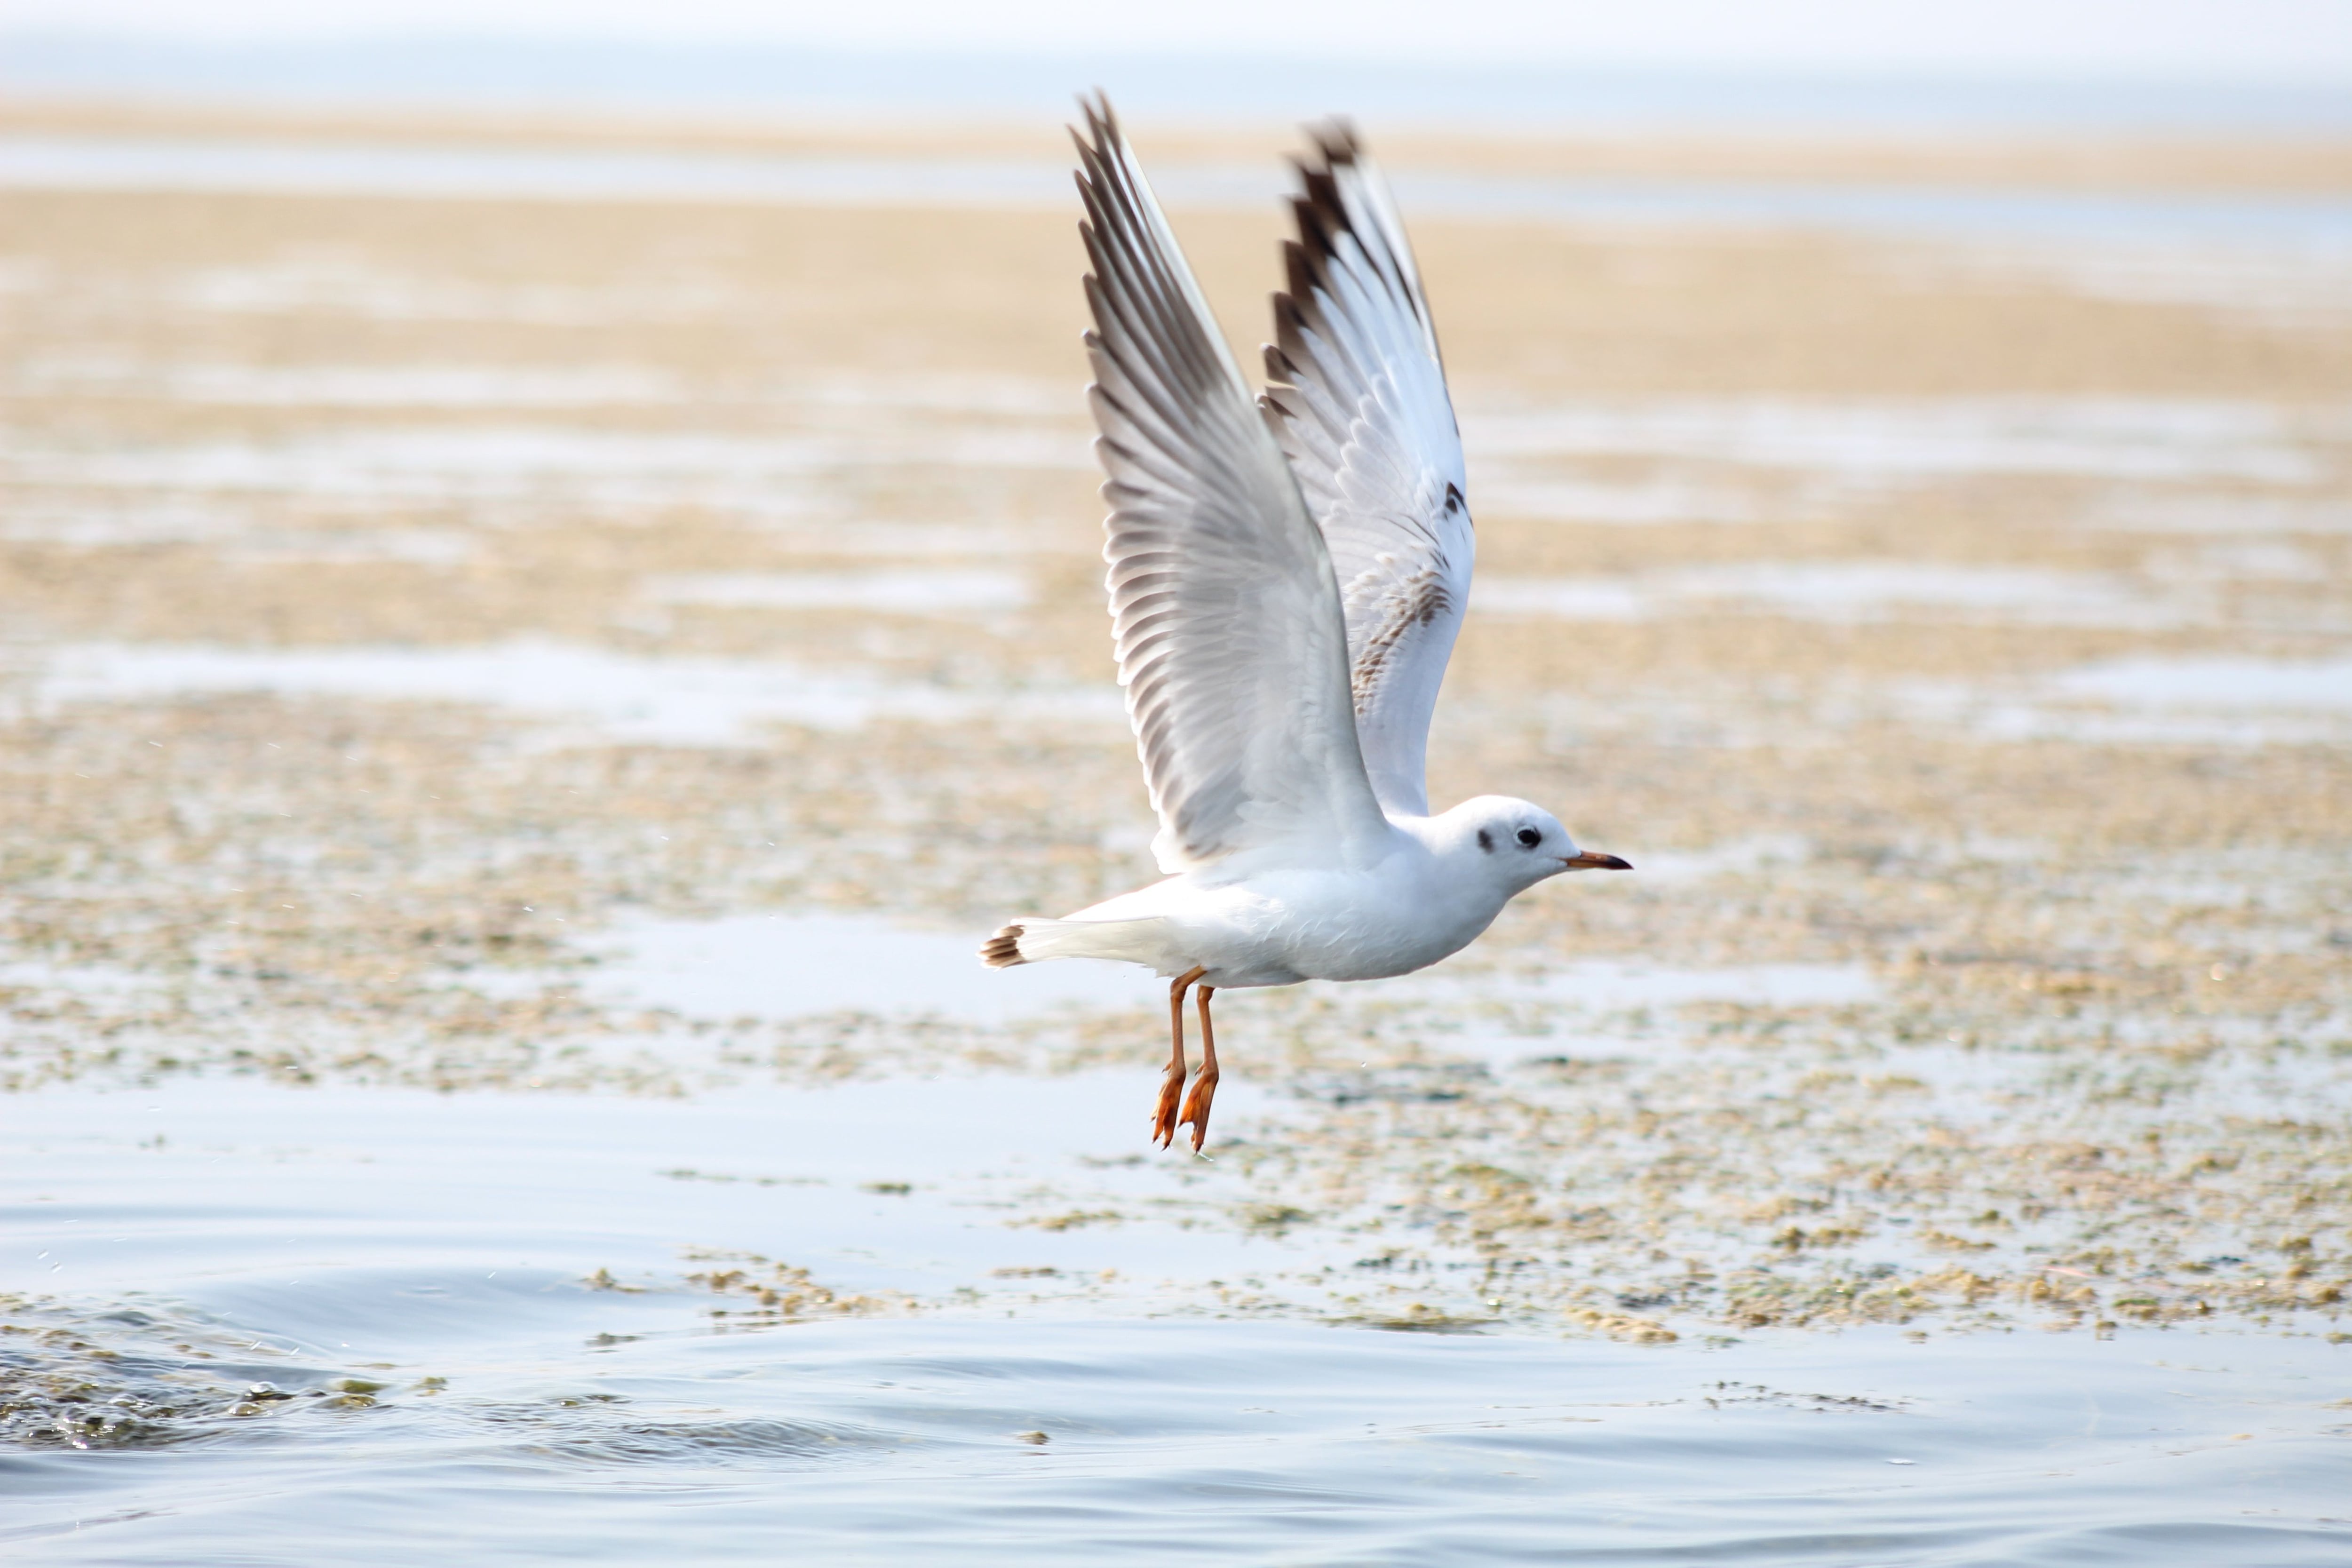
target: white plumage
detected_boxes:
[984,97,1628,1150]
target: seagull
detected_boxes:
[983,97,1629,1152]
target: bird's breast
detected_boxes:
[1249,862,1502,984]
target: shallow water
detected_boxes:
[1478,562,2191,628]
[1894,653,2352,747]
[1462,398,2331,486]
[640,570,1032,615]
[574,911,1160,1023]
[7,134,2352,252]
[27,641,1121,746]
[5,1076,2347,1565]
[2050,654,2352,712]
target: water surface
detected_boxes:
[6,135,2350,255]
[5,1077,2346,1565]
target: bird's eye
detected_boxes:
[1515,827,1542,848]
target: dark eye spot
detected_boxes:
[1477,828,1494,853]
[1515,827,1541,849]
[1444,483,1464,516]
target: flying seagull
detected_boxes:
[983,97,1629,1152]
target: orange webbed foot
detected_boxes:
[1150,1060,1185,1150]
[1177,1063,1218,1153]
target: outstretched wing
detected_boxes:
[1073,97,1391,875]
[1261,121,1472,818]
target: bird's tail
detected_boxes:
[979,917,1174,970]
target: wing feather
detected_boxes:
[1072,97,1390,874]
[1262,121,1472,818]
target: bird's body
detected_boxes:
[984,98,1628,1148]
[996,796,1581,989]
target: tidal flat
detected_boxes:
[1,100,2348,1560]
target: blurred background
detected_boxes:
[2,2,2350,1559]
[8,0,2352,125]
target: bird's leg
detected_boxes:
[1178,985,1219,1153]
[1152,966,1206,1149]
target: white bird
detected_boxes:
[983,97,1628,1151]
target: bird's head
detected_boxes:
[1438,796,1632,894]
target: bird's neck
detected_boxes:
[1398,815,1532,921]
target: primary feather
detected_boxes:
[1261,121,1473,819]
